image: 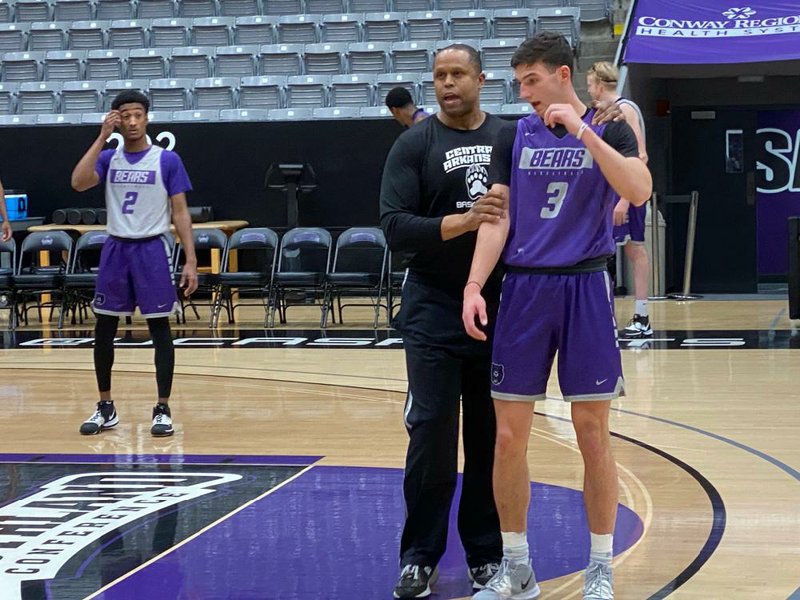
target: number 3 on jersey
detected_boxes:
[122,191,139,215]
[540,182,568,219]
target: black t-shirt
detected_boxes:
[379,113,517,298]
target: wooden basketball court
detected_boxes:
[0,297,797,599]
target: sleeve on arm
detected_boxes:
[162,151,193,197]
[95,149,114,182]
[488,121,517,186]
[602,121,640,159]
[379,135,443,253]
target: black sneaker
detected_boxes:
[469,562,501,590]
[79,401,119,435]
[150,403,174,437]
[623,314,653,337]
[393,564,438,598]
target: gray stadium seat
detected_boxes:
[521,0,561,8]
[69,21,108,50]
[102,78,149,108]
[29,22,69,51]
[493,8,534,39]
[18,81,62,114]
[172,108,218,120]
[390,40,433,72]
[137,0,178,18]
[419,71,434,104]
[15,0,51,22]
[347,41,390,73]
[262,0,302,15]
[0,24,28,53]
[108,19,149,48]
[220,107,268,119]
[481,68,510,103]
[572,0,609,22]
[480,102,501,113]
[44,49,86,80]
[149,77,194,110]
[193,76,237,108]
[277,14,320,44]
[330,72,375,107]
[151,17,191,47]
[61,79,104,112]
[535,6,580,47]
[80,111,107,122]
[219,0,260,16]
[349,0,388,12]
[97,0,135,19]
[1,51,43,82]
[480,37,522,69]
[500,101,531,115]
[406,10,447,41]
[320,13,362,43]
[179,0,219,18]
[258,43,302,75]
[376,71,418,103]
[192,16,235,46]
[286,74,329,107]
[392,0,429,10]
[267,106,312,120]
[434,0,473,8]
[0,81,18,114]
[170,45,214,77]
[128,47,170,78]
[234,16,277,45]
[363,12,403,42]
[306,0,345,13]
[303,42,346,74]
[313,106,358,118]
[37,112,83,124]
[214,44,258,77]
[359,105,391,118]
[0,114,38,124]
[239,74,284,108]
[86,48,127,79]
[0,1,12,21]
[479,0,518,9]
[449,9,491,40]
[55,0,94,21]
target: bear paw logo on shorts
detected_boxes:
[94,293,105,306]
[491,362,505,386]
[466,164,489,201]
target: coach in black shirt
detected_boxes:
[380,43,516,599]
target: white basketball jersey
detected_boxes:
[105,145,171,238]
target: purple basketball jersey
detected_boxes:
[503,111,617,268]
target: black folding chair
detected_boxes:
[0,238,17,330]
[14,231,73,328]
[61,229,109,327]
[174,227,228,324]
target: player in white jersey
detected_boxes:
[71,90,198,437]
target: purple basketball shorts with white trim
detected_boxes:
[613,202,646,244]
[92,235,178,318]
[490,270,624,402]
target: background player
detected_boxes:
[385,86,430,128]
[71,90,198,438]
[462,33,652,600]
[587,61,652,336]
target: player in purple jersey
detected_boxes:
[71,90,198,438]
[385,86,430,128]
[587,61,652,337]
[462,34,651,600]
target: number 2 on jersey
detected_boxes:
[540,182,569,219]
[122,191,139,215]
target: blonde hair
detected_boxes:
[587,61,619,90]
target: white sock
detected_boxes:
[634,299,648,317]
[501,531,529,564]
[590,532,613,565]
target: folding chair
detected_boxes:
[61,229,108,327]
[173,227,227,325]
[0,238,16,330]
[322,227,386,328]
[14,231,73,328]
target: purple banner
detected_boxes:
[623,1,800,64]
[757,110,800,275]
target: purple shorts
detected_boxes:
[613,202,646,244]
[491,270,624,402]
[92,235,178,318]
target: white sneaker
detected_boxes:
[584,561,614,599]
[79,401,118,435]
[150,403,174,437]
[623,314,652,337]
[472,558,540,599]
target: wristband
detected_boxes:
[465,280,483,291]
[576,122,589,140]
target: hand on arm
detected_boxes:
[441,189,507,241]
[170,193,198,297]
[462,184,510,341]
[71,110,118,192]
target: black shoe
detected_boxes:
[622,314,653,337]
[393,564,438,598]
[469,562,501,590]
[150,403,174,437]
[79,401,118,435]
